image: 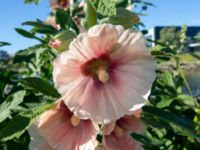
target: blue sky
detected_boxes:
[0,0,200,54]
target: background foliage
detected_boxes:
[0,0,199,149]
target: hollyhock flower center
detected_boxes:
[81,54,112,83]
[113,125,124,137]
[70,115,80,127]
[57,0,68,8]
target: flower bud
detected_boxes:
[50,0,73,11]
[49,30,76,51]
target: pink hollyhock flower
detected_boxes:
[29,100,98,150]
[102,109,144,150]
[53,24,156,123]
[50,0,73,10]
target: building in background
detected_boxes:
[0,50,10,61]
[146,26,200,52]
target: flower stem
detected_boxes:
[176,57,198,107]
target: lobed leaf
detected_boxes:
[102,8,139,29]
[21,77,60,98]
[0,103,53,142]
[96,0,117,16]
[0,91,26,123]
[143,106,200,138]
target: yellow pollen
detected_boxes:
[114,125,124,137]
[70,115,80,127]
[97,68,109,83]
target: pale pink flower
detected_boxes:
[50,0,73,10]
[29,125,54,150]
[45,16,60,30]
[79,0,84,7]
[102,109,144,150]
[30,100,98,150]
[53,24,156,123]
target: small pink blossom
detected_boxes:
[53,24,156,123]
[30,100,98,150]
[45,16,60,30]
[50,0,73,10]
[102,109,144,150]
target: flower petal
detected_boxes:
[103,121,116,135]
[87,24,118,56]
[69,33,96,60]
[103,132,143,150]
[117,115,142,132]
[62,72,147,123]
[114,58,156,101]
[50,0,73,10]
[37,101,98,150]
[110,28,148,62]
[53,24,156,123]
[29,125,54,150]
[53,51,84,95]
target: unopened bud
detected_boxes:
[49,39,62,49]
[49,30,76,52]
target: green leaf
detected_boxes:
[141,114,170,129]
[0,41,11,47]
[86,0,97,28]
[162,71,175,87]
[0,103,53,142]
[21,77,60,98]
[24,0,40,4]
[13,45,43,63]
[143,106,200,138]
[132,0,156,7]
[22,20,58,35]
[175,94,194,106]
[15,28,43,42]
[55,9,71,30]
[4,131,30,150]
[54,30,76,41]
[103,8,139,29]
[156,97,174,108]
[15,28,36,38]
[0,115,30,142]
[55,9,79,34]
[0,91,26,122]
[53,30,76,51]
[116,0,129,8]
[96,0,117,16]
[131,132,164,146]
